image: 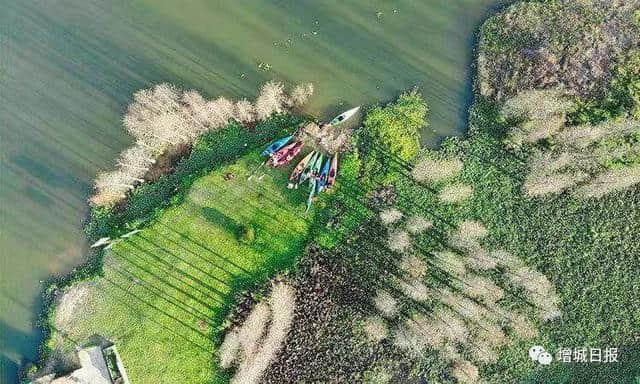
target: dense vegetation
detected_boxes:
[218,2,640,383]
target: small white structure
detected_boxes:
[31,345,130,384]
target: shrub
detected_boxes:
[359,90,428,184]
[239,224,257,245]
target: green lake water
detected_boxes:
[0,0,502,381]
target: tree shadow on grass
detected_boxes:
[200,207,241,238]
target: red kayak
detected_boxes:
[325,154,338,189]
[272,141,303,167]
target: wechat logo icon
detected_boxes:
[529,345,553,365]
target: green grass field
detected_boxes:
[49,151,314,383]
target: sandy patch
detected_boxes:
[55,283,90,328]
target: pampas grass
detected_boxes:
[434,251,467,276]
[219,329,241,369]
[405,216,433,234]
[557,118,640,149]
[237,302,271,360]
[462,276,504,305]
[379,208,403,225]
[502,89,573,120]
[467,246,498,270]
[470,336,499,364]
[452,359,479,384]
[226,282,296,384]
[398,254,427,279]
[394,313,445,353]
[412,157,463,183]
[438,183,473,203]
[363,316,389,342]
[397,277,431,302]
[524,171,587,196]
[438,309,469,343]
[288,83,314,107]
[508,266,561,321]
[509,313,539,339]
[374,289,399,318]
[439,289,487,323]
[388,230,411,253]
[576,164,640,198]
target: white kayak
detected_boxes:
[328,106,360,126]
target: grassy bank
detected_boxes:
[47,151,316,383]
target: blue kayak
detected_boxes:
[262,135,293,157]
[316,157,331,194]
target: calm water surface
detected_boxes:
[0,0,502,381]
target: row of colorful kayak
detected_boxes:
[289,151,338,212]
[260,135,338,212]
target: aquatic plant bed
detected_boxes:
[48,152,315,384]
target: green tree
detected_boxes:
[359,89,428,184]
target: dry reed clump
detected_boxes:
[438,183,474,204]
[373,289,399,318]
[396,277,431,302]
[461,276,504,305]
[434,251,467,276]
[411,157,463,183]
[451,359,479,384]
[502,90,574,121]
[437,309,469,343]
[220,282,296,384]
[219,330,241,369]
[405,216,433,234]
[467,246,498,271]
[387,230,412,253]
[508,267,561,321]
[398,254,427,279]
[576,164,640,198]
[237,302,271,360]
[287,83,314,107]
[557,119,640,149]
[508,313,539,339]
[92,81,314,206]
[379,208,403,225]
[523,171,587,197]
[363,316,389,342]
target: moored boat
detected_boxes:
[328,106,360,126]
[326,154,338,189]
[262,135,293,157]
